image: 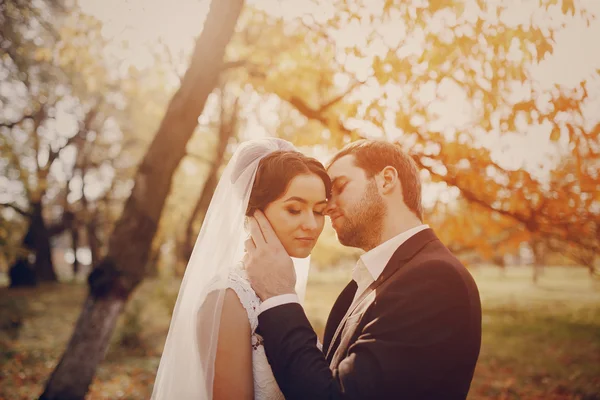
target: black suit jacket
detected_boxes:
[257,229,482,399]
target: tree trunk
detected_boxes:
[492,254,506,278]
[9,257,37,287]
[9,202,56,287]
[146,241,162,277]
[183,94,238,259]
[86,215,101,268]
[531,239,545,284]
[39,292,126,400]
[71,223,80,277]
[32,202,57,282]
[40,1,245,398]
[183,169,221,258]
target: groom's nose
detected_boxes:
[324,199,337,216]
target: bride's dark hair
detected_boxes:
[246,151,331,216]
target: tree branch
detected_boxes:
[287,95,356,139]
[0,132,33,199]
[0,202,32,218]
[0,114,35,130]
[281,86,600,267]
[46,106,99,169]
[412,155,534,227]
[48,211,75,237]
[318,79,364,112]
[32,104,47,173]
[288,96,329,125]
[157,39,184,84]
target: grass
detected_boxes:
[1,265,599,399]
[467,266,600,399]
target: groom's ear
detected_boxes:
[378,166,399,195]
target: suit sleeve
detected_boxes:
[257,261,474,400]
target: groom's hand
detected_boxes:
[245,210,296,301]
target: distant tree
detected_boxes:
[40,0,246,398]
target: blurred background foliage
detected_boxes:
[1,0,599,398]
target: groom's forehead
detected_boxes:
[327,155,357,178]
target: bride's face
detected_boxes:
[263,173,327,258]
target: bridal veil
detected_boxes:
[151,137,311,399]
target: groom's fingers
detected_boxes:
[253,211,279,246]
[248,216,267,246]
[244,237,256,252]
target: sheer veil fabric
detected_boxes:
[151,138,312,399]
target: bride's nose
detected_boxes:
[300,213,318,231]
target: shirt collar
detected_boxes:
[359,224,430,281]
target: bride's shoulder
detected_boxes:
[227,262,251,287]
[226,263,260,323]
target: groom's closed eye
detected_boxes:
[331,179,348,196]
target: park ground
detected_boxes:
[1,265,599,399]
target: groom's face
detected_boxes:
[326,155,386,250]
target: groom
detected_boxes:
[245,140,482,399]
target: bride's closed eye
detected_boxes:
[286,208,325,217]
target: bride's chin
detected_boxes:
[287,248,312,259]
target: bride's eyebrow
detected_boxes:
[284,196,327,205]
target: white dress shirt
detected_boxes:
[259,224,430,314]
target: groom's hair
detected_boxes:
[328,140,423,220]
[246,151,331,217]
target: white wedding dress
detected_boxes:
[226,264,285,400]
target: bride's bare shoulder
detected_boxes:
[220,288,251,330]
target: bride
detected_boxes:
[151,138,331,399]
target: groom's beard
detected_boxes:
[336,180,386,251]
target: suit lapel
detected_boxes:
[327,229,440,365]
[330,290,376,367]
[326,280,378,361]
[322,280,357,357]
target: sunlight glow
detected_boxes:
[76,0,600,200]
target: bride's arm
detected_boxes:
[213,289,254,400]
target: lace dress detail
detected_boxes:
[227,266,285,400]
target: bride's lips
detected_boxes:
[295,237,315,245]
